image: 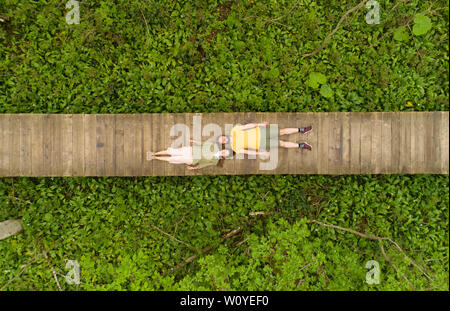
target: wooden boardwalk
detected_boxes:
[0,112,448,176]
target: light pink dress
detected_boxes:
[166,146,194,164]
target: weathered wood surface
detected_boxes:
[0,112,448,176]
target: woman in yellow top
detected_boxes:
[217,122,312,157]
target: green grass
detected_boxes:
[0,0,448,290]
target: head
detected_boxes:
[213,148,231,159]
[219,149,231,158]
[216,146,235,168]
[217,135,230,144]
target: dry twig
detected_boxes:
[302,0,370,57]
[311,219,443,290]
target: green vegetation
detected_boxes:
[0,0,448,290]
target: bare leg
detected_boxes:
[279,140,299,148]
[154,150,170,156]
[279,126,312,135]
[279,140,312,150]
[154,156,174,162]
[154,156,193,165]
[279,128,299,136]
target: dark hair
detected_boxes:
[216,145,235,167]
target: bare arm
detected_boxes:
[186,165,198,170]
[240,122,269,130]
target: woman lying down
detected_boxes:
[146,140,231,170]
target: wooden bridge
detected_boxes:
[0,112,448,177]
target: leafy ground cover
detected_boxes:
[0,0,448,290]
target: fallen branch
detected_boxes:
[42,249,63,291]
[138,7,151,40]
[311,219,442,290]
[249,211,266,216]
[171,226,243,272]
[368,4,447,49]
[380,243,415,290]
[149,222,196,252]
[264,1,301,26]
[302,0,370,57]
[1,250,40,291]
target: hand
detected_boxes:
[187,166,198,170]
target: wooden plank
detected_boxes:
[304,112,318,174]
[233,112,247,175]
[285,113,297,174]
[30,114,44,176]
[169,113,186,176]
[103,115,116,176]
[370,112,382,174]
[84,114,97,176]
[390,112,401,174]
[410,112,418,175]
[19,115,32,176]
[151,113,164,176]
[123,114,133,176]
[276,113,290,175]
[350,113,361,174]
[203,112,226,176]
[52,115,63,176]
[9,115,21,176]
[288,112,301,174]
[380,113,390,174]
[318,113,329,174]
[259,113,277,174]
[61,115,73,176]
[96,115,106,177]
[398,112,411,174]
[328,112,341,175]
[423,112,434,174]
[0,115,11,176]
[411,112,425,174]
[123,114,136,176]
[340,112,351,174]
[135,114,143,176]
[220,113,237,175]
[114,115,125,176]
[360,113,372,174]
[431,112,441,174]
[159,113,169,176]
[164,113,177,176]
[42,114,53,176]
[72,114,85,176]
[142,114,153,176]
[183,113,195,177]
[95,114,112,177]
[440,111,449,174]
[244,112,259,175]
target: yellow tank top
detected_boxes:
[230,125,260,153]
